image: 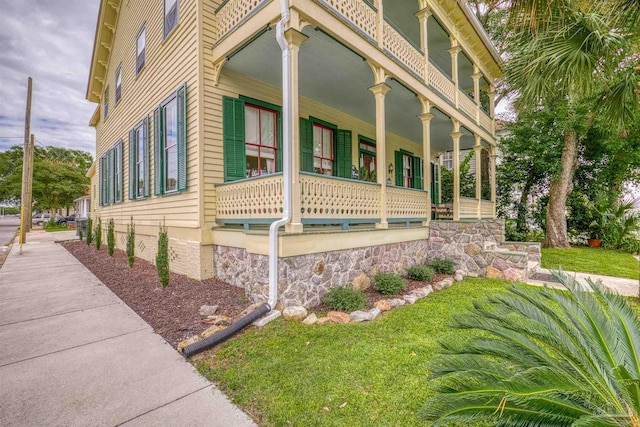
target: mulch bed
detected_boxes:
[63,241,249,347]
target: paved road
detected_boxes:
[0,216,19,246]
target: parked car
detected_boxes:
[55,215,68,225]
[32,213,50,226]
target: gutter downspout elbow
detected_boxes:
[266,0,292,312]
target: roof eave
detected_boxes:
[457,0,503,76]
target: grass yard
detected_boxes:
[194,279,508,427]
[44,224,71,232]
[542,246,639,280]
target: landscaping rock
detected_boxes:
[486,265,503,279]
[282,306,308,321]
[201,314,232,326]
[199,305,219,317]
[326,311,350,324]
[350,310,374,322]
[403,294,418,304]
[503,267,526,282]
[412,286,433,298]
[442,277,454,286]
[387,298,406,308]
[177,335,200,352]
[302,313,318,325]
[316,317,333,325]
[455,273,464,282]
[200,325,225,339]
[352,273,371,291]
[368,307,381,320]
[374,300,391,312]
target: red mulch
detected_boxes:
[62,241,249,347]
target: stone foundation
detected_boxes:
[213,239,429,308]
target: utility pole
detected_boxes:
[20,77,33,243]
[25,134,35,229]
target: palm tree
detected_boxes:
[502,0,640,248]
[420,271,640,425]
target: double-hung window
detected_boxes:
[103,86,109,119]
[136,26,146,75]
[115,65,122,104]
[245,104,277,177]
[358,136,376,181]
[312,123,334,176]
[164,0,178,38]
[99,141,123,205]
[128,118,149,199]
[154,83,187,195]
[394,149,423,190]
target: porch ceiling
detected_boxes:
[224,27,473,155]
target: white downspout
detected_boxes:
[266,0,292,311]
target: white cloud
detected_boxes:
[0,0,99,157]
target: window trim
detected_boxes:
[114,64,122,105]
[244,103,279,178]
[136,24,146,76]
[163,96,179,194]
[358,135,376,180]
[163,0,179,40]
[103,86,109,119]
[309,116,337,176]
[130,118,149,200]
[155,83,187,196]
[98,141,123,206]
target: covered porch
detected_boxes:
[212,14,497,232]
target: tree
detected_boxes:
[420,271,640,425]
[0,145,91,213]
[502,0,640,247]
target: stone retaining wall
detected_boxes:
[213,239,429,308]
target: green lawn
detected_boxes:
[194,279,508,427]
[542,246,639,280]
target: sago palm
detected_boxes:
[420,271,640,426]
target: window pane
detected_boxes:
[260,110,275,147]
[164,99,178,148]
[245,107,258,145]
[323,129,332,158]
[166,144,178,192]
[164,99,178,192]
[313,126,322,156]
[165,0,177,11]
[137,29,146,54]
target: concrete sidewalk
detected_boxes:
[527,267,639,297]
[0,230,257,427]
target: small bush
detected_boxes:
[78,227,83,241]
[95,218,102,250]
[407,265,435,282]
[429,258,456,275]
[86,217,93,245]
[126,217,135,268]
[156,222,169,288]
[373,272,407,296]
[324,286,367,312]
[107,218,115,256]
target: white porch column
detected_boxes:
[451,120,462,221]
[489,85,496,135]
[472,65,482,126]
[370,82,392,229]
[415,7,432,82]
[419,103,434,226]
[474,135,482,219]
[448,39,461,108]
[284,28,309,234]
[490,146,497,218]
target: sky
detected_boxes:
[0,0,100,157]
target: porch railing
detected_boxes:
[480,199,494,218]
[479,110,493,134]
[215,173,284,222]
[459,197,478,219]
[428,63,456,104]
[387,186,428,221]
[300,172,380,224]
[382,19,423,77]
[459,91,477,119]
[319,0,378,41]
[214,0,272,42]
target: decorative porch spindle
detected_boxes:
[451,121,462,221]
[284,28,308,233]
[370,81,391,229]
[474,135,482,219]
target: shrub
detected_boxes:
[373,272,407,296]
[86,217,93,245]
[107,218,115,256]
[406,265,435,282]
[95,218,102,250]
[156,222,169,288]
[78,226,83,241]
[429,258,456,275]
[126,217,135,268]
[324,286,367,312]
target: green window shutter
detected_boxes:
[107,149,114,204]
[177,83,187,191]
[99,156,104,206]
[300,118,314,172]
[128,130,136,200]
[153,107,163,195]
[431,162,439,204]
[143,117,150,197]
[116,141,123,202]
[223,96,246,182]
[335,129,352,179]
[413,156,423,190]
[276,113,283,171]
[394,150,403,186]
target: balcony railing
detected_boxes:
[214,0,271,42]
[319,0,378,41]
[428,63,455,104]
[382,19,423,78]
[459,91,477,119]
[479,110,493,134]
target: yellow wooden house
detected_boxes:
[87,0,531,307]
